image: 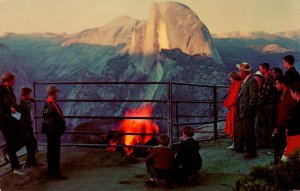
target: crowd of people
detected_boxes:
[0,72,67,179]
[223,55,300,163]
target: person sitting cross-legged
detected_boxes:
[145,134,175,188]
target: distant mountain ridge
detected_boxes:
[213,29,300,41]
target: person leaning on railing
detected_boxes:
[42,85,67,180]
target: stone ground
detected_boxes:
[0,138,273,191]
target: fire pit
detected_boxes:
[107,104,159,156]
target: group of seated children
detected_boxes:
[145,126,202,188]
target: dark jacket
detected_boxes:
[146,145,175,170]
[175,138,202,173]
[286,101,300,136]
[0,84,17,121]
[285,67,300,84]
[42,97,66,136]
[236,75,259,119]
[17,98,33,130]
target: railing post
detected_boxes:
[168,82,173,145]
[175,102,180,141]
[33,82,38,140]
[213,85,218,139]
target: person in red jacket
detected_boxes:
[145,134,175,188]
[224,71,242,149]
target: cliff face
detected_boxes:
[61,2,222,65]
[130,2,216,57]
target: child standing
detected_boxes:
[18,87,37,167]
[175,126,202,186]
[145,134,175,188]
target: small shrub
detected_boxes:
[235,150,300,191]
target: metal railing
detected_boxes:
[32,81,228,147]
[0,81,228,176]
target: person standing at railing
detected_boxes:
[234,62,258,159]
[223,71,242,149]
[0,72,28,175]
[42,85,67,180]
[17,87,37,167]
[256,63,275,149]
[273,75,296,164]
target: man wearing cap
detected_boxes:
[0,72,28,175]
[42,85,67,179]
[234,62,259,159]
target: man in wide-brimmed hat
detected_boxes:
[233,62,259,159]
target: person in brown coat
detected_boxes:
[145,134,175,188]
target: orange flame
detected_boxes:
[109,104,159,154]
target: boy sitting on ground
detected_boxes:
[145,134,175,187]
[175,126,202,186]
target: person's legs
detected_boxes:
[145,162,156,186]
[1,127,21,169]
[25,135,37,166]
[273,131,286,164]
[47,134,61,177]
[52,135,61,176]
[255,107,265,147]
[243,112,257,157]
[234,119,244,152]
[47,135,54,176]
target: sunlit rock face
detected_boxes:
[130,2,218,58]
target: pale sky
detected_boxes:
[0,0,299,34]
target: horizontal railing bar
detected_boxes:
[33,81,170,85]
[38,143,155,149]
[35,116,167,120]
[33,81,229,88]
[172,119,226,126]
[177,115,211,118]
[171,82,228,88]
[34,99,168,103]
[194,131,224,134]
[33,99,225,104]
[171,134,228,145]
[173,100,223,104]
[35,131,158,136]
